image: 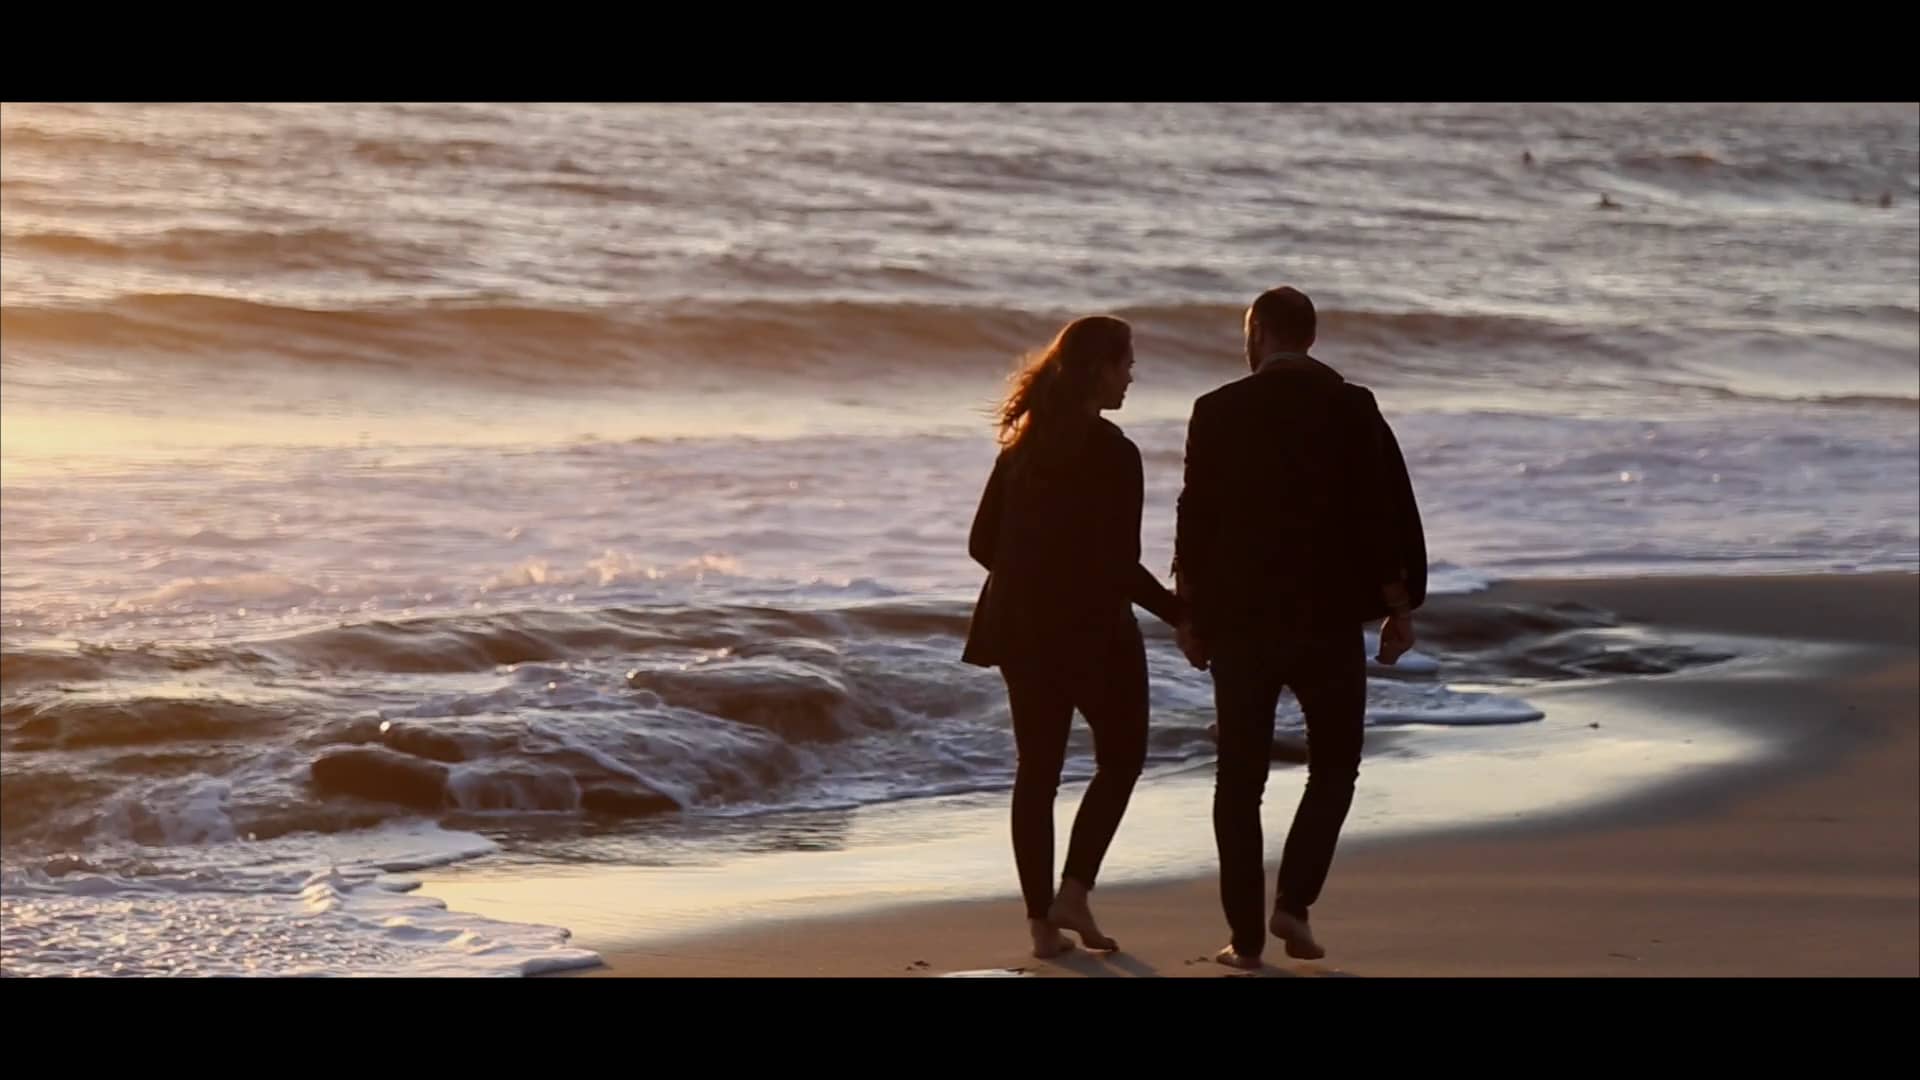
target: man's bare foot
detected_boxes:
[1047,878,1119,951]
[1269,910,1326,960]
[1214,945,1262,971]
[1029,919,1075,959]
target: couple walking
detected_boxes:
[963,285,1426,969]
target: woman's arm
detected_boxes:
[1129,562,1183,627]
[1111,436,1183,626]
[968,452,1007,571]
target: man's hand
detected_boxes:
[1176,620,1210,671]
[1376,612,1415,666]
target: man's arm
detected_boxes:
[1347,388,1411,612]
[1174,402,1213,595]
[1347,388,1417,662]
[1174,399,1218,667]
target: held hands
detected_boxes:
[1170,569,1208,671]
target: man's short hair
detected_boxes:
[1250,286,1316,345]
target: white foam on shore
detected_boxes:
[418,681,1765,954]
[1426,562,1495,597]
[0,823,600,977]
[1364,681,1545,726]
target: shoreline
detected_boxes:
[415,572,1917,977]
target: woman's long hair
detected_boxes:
[997,315,1131,480]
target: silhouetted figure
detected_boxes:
[1522,150,1535,167]
[1880,190,1894,208]
[964,314,1183,959]
[1174,286,1425,969]
[1597,192,1622,210]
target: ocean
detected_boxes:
[2,101,1914,975]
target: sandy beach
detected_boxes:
[564,573,1917,977]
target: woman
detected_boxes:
[962,314,1183,958]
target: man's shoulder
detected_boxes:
[1192,372,1386,435]
[1193,374,1263,414]
[1341,380,1380,412]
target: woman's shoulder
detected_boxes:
[1092,417,1141,459]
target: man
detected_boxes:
[1174,285,1426,969]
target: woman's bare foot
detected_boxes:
[1213,945,1262,971]
[1029,918,1076,959]
[1047,877,1119,951]
[1269,910,1326,960]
